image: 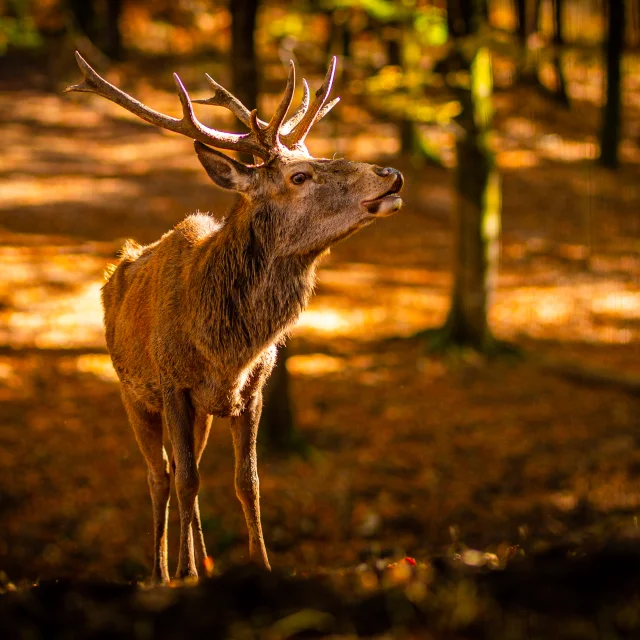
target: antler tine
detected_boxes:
[196,70,310,138]
[262,60,295,146]
[281,56,337,149]
[281,78,310,135]
[65,51,180,131]
[65,51,271,161]
[175,73,279,160]
[316,96,340,121]
[248,107,268,148]
[193,74,257,128]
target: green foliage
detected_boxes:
[365,66,461,125]
[415,129,446,167]
[319,0,413,23]
[470,47,493,130]
[358,5,504,134]
[414,6,448,46]
[0,0,42,54]
[266,11,306,40]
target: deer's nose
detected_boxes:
[374,166,397,177]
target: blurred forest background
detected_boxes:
[1,0,640,599]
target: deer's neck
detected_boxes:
[190,202,320,363]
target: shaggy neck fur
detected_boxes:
[189,200,320,366]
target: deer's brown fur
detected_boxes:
[68,54,403,582]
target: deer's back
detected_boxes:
[101,214,223,412]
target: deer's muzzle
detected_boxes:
[363,169,404,216]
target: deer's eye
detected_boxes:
[291,173,309,185]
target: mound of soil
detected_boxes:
[3,541,640,639]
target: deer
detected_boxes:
[65,51,404,583]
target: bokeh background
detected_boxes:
[0,0,639,584]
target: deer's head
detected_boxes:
[66,53,403,256]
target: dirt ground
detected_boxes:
[1,49,639,613]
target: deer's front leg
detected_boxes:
[192,412,213,573]
[230,390,271,570]
[163,386,199,579]
[122,392,170,584]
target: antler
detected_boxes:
[281,57,340,150]
[194,75,311,135]
[193,58,340,154]
[65,51,339,162]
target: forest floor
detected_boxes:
[1,49,640,637]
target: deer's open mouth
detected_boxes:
[362,174,404,216]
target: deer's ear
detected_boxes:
[194,141,253,192]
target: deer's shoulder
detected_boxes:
[174,213,223,246]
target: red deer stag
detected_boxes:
[66,52,403,583]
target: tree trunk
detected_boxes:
[515,0,542,85]
[67,0,123,60]
[228,0,299,450]
[551,0,570,106]
[443,48,501,350]
[449,0,485,36]
[259,343,302,453]
[631,0,640,49]
[386,24,414,154]
[599,0,625,169]
[553,0,564,45]
[532,0,541,35]
[515,0,527,43]
[67,0,96,43]
[105,0,124,60]
[426,1,501,352]
[447,0,460,37]
[325,9,352,81]
[340,17,352,60]
[230,0,259,109]
[446,141,500,348]
[551,51,570,106]
[230,0,260,164]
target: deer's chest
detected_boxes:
[189,345,277,418]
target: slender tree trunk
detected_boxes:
[452,0,483,35]
[447,0,460,37]
[325,10,352,58]
[515,0,542,85]
[386,25,402,67]
[230,0,259,119]
[229,0,299,450]
[67,0,96,42]
[340,16,352,60]
[553,0,564,45]
[516,0,527,43]
[386,23,414,154]
[442,48,501,350]
[552,51,570,105]
[259,342,298,452]
[599,0,625,168]
[447,141,500,347]
[478,0,489,22]
[230,0,260,166]
[105,0,124,60]
[532,0,541,35]
[631,0,640,48]
[325,9,352,81]
[423,1,501,351]
[67,0,123,59]
[551,0,570,106]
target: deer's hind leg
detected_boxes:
[163,386,200,579]
[230,390,270,570]
[192,411,213,573]
[122,391,170,584]
[168,411,213,577]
